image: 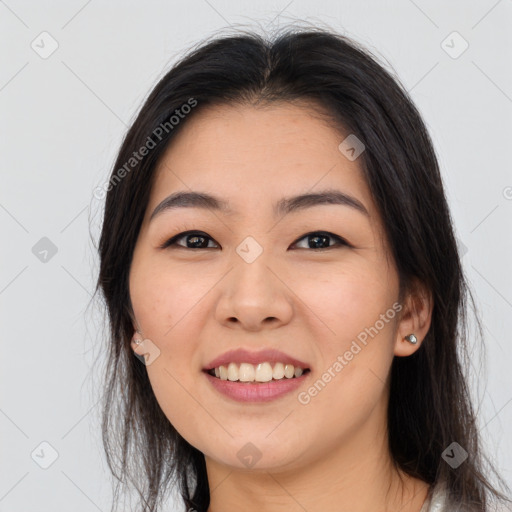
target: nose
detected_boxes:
[214,252,294,332]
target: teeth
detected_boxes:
[227,362,238,381]
[272,362,285,379]
[212,362,307,382]
[255,362,273,382]
[239,363,255,382]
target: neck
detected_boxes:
[205,414,429,512]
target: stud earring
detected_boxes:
[404,334,418,344]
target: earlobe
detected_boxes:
[130,320,144,352]
[131,334,146,355]
[395,332,422,357]
[404,334,418,344]
[394,280,433,357]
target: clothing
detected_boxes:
[420,482,449,512]
[419,481,474,512]
[420,482,511,512]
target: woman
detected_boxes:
[95,26,511,512]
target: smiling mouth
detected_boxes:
[205,362,311,383]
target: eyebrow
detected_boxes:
[149,189,369,222]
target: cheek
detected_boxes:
[297,260,396,339]
[130,257,210,339]
[298,263,398,400]
[129,258,211,405]
[129,261,210,435]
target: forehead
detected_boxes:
[147,102,376,221]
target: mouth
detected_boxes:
[203,362,311,402]
[204,362,311,383]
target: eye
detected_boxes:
[160,230,349,250]
[291,231,349,250]
[160,230,219,249]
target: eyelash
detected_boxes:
[159,230,350,251]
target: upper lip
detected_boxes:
[204,348,310,371]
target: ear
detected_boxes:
[129,319,144,354]
[394,278,433,357]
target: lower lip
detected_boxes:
[204,371,309,402]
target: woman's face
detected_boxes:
[129,102,417,473]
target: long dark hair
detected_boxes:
[93,25,510,512]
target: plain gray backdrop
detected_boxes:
[1,1,511,511]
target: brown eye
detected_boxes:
[161,231,219,249]
[160,230,350,251]
[291,231,349,250]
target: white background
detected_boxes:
[1,1,511,511]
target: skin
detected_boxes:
[128,101,433,512]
